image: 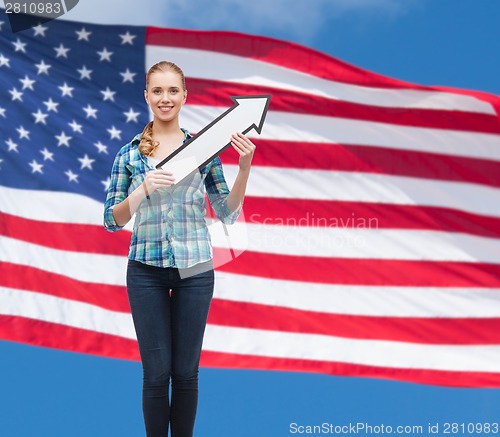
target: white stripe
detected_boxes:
[0,236,126,286]
[6,163,500,226]
[2,286,499,373]
[3,228,499,316]
[2,224,500,299]
[181,105,500,161]
[223,165,500,218]
[0,185,105,225]
[214,272,500,317]
[147,46,495,115]
[0,185,133,230]
[204,325,500,372]
[0,286,136,339]
[209,223,500,263]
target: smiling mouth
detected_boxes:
[159,106,173,113]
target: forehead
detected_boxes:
[148,70,183,88]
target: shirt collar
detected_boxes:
[132,127,191,146]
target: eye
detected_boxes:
[153,89,161,94]
[169,89,179,95]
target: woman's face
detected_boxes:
[144,70,187,123]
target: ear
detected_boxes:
[144,89,149,104]
[182,89,188,104]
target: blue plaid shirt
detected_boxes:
[103,129,241,268]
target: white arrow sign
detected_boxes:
[156,95,271,184]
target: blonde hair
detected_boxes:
[139,61,186,157]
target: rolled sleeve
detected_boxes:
[205,157,242,225]
[103,148,131,232]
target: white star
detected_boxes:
[9,87,23,102]
[76,27,92,41]
[58,82,74,97]
[82,105,97,119]
[68,120,83,133]
[0,54,10,68]
[83,104,98,119]
[100,87,116,102]
[40,148,55,161]
[19,75,36,90]
[77,65,92,80]
[44,97,59,112]
[0,107,6,118]
[124,107,140,123]
[65,169,79,183]
[32,109,49,124]
[6,138,19,152]
[17,126,30,140]
[35,60,51,75]
[107,125,122,140]
[13,38,27,53]
[29,159,44,174]
[120,68,136,83]
[78,154,95,170]
[94,141,108,154]
[119,31,136,45]
[97,47,113,62]
[33,24,48,37]
[55,131,72,147]
[101,177,111,191]
[54,43,70,58]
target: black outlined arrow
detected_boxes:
[156,95,271,184]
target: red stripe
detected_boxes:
[216,250,500,287]
[4,258,497,345]
[200,351,500,388]
[3,215,499,287]
[3,315,497,387]
[146,28,500,119]
[0,315,140,361]
[4,199,500,255]
[209,299,500,345]
[239,198,500,239]
[186,78,500,134]
[5,260,498,346]
[219,139,500,188]
[146,28,441,90]
[0,262,130,312]
[0,211,130,255]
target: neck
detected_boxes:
[152,118,182,137]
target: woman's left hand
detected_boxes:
[231,132,256,172]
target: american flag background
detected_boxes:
[1,8,500,389]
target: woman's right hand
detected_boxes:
[143,169,176,196]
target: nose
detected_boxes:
[159,91,171,103]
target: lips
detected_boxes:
[159,106,173,113]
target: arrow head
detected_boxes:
[232,95,271,135]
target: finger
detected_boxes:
[149,173,176,184]
[151,177,176,185]
[231,143,245,156]
[232,134,255,152]
[151,169,174,177]
[231,136,251,153]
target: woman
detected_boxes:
[104,61,255,436]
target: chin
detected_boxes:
[155,112,177,122]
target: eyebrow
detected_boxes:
[151,86,180,90]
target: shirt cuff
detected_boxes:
[220,200,242,225]
[104,205,124,232]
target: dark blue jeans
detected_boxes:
[126,259,214,437]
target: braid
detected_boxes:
[139,121,159,157]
